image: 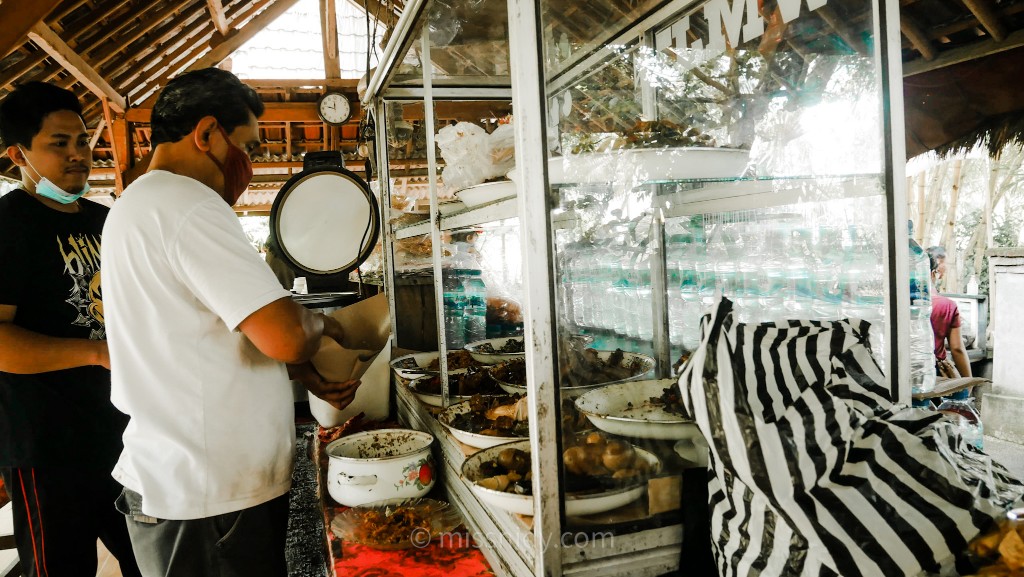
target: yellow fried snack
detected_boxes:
[997,528,1024,571]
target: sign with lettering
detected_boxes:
[655,0,828,52]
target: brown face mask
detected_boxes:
[205,124,254,206]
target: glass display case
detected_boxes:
[365,0,909,575]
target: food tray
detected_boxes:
[548,147,750,185]
[455,180,517,208]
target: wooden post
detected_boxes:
[102,98,125,196]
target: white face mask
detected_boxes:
[18,146,89,204]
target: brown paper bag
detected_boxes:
[311,293,391,382]
[308,293,392,426]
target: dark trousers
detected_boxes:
[115,487,288,577]
[0,466,142,577]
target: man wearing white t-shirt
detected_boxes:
[101,68,361,576]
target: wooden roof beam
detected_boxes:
[901,13,937,60]
[97,5,207,76]
[27,23,127,112]
[109,13,213,89]
[189,0,305,71]
[904,26,1024,76]
[0,0,63,60]
[207,0,231,36]
[79,1,166,60]
[321,0,342,79]
[960,0,1007,42]
[125,102,359,124]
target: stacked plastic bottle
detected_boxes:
[909,237,936,395]
[441,265,466,350]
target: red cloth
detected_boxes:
[327,520,494,577]
[931,294,961,361]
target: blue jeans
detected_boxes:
[115,487,288,577]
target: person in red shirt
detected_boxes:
[927,247,972,397]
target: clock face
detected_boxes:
[318,92,351,125]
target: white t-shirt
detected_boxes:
[102,170,294,520]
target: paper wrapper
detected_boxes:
[308,293,392,426]
[311,293,390,381]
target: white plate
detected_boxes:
[461,440,661,517]
[674,438,709,467]
[436,399,526,449]
[389,352,440,381]
[455,181,517,207]
[548,147,750,185]
[464,337,525,365]
[490,350,656,400]
[574,379,701,441]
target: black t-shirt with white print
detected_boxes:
[0,189,128,469]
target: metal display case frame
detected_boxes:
[364,0,911,575]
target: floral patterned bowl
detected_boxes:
[325,429,435,507]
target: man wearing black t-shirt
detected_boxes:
[0,83,140,577]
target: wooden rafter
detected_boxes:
[901,13,937,60]
[904,26,1024,75]
[27,23,127,112]
[960,0,1007,42]
[321,0,342,79]
[206,0,230,36]
[80,2,166,60]
[0,0,64,60]
[101,98,124,195]
[188,0,305,71]
[97,4,207,75]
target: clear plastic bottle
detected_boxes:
[442,269,466,349]
[909,237,936,394]
[450,242,487,345]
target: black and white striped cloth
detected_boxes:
[678,298,1023,577]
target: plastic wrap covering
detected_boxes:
[678,297,1024,577]
[436,122,516,192]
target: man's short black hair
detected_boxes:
[0,82,83,150]
[150,68,264,145]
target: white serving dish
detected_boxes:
[574,379,701,441]
[455,180,517,207]
[407,373,502,407]
[548,147,750,185]
[389,350,479,382]
[436,398,526,449]
[490,350,656,399]
[389,352,440,382]
[325,429,435,507]
[464,337,525,365]
[461,440,661,517]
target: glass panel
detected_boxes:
[538,0,892,533]
[543,0,668,78]
[391,0,512,86]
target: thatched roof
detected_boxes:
[0,0,1022,205]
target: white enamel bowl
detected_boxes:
[461,439,661,517]
[574,379,702,441]
[325,429,435,507]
